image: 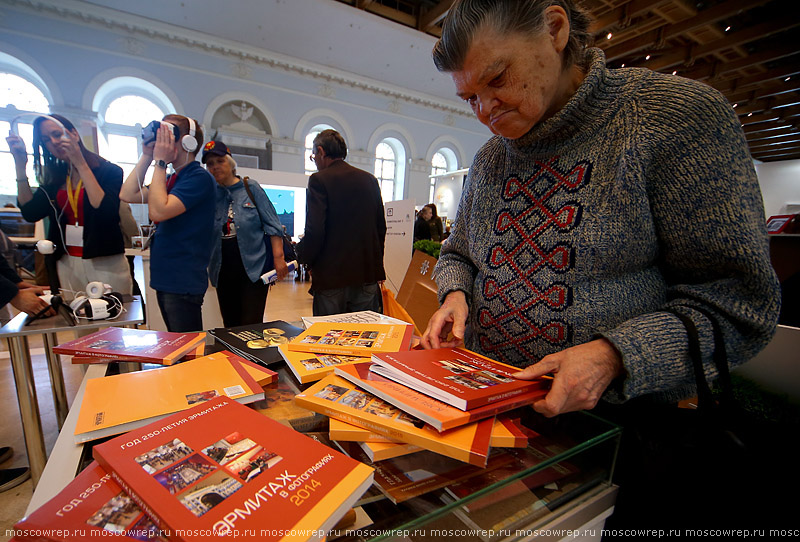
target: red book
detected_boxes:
[370,348,550,411]
[93,397,373,542]
[54,328,207,366]
[334,363,548,431]
[14,462,166,541]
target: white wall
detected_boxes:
[755,160,800,217]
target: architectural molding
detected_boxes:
[5,0,474,118]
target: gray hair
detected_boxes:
[313,129,348,160]
[226,154,238,173]
[432,0,592,72]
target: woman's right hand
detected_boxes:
[6,134,28,164]
[421,290,469,349]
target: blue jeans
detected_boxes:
[312,283,382,317]
[156,291,205,332]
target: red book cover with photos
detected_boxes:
[54,328,207,366]
[14,461,166,541]
[370,348,550,411]
[92,397,373,542]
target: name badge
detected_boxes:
[65,224,84,248]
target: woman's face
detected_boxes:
[206,154,234,184]
[420,207,433,221]
[451,8,577,139]
[39,119,75,160]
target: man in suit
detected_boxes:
[296,129,386,316]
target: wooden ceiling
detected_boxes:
[334,0,800,162]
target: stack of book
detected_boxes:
[17,397,374,542]
[295,347,550,468]
[73,351,275,443]
[54,327,207,366]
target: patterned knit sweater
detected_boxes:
[435,48,780,403]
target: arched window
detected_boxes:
[374,137,406,203]
[93,77,174,183]
[1,72,50,196]
[429,147,458,203]
[304,124,334,175]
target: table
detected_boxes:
[0,297,144,486]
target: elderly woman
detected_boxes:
[203,141,287,327]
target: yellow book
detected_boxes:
[74,352,264,443]
[278,343,370,384]
[288,322,413,357]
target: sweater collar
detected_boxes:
[504,48,627,154]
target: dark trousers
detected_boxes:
[216,238,268,327]
[312,282,382,316]
[156,290,204,332]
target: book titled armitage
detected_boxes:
[287,322,412,357]
[93,396,373,542]
[370,348,550,411]
[54,327,206,366]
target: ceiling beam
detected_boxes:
[589,0,672,34]
[419,0,454,32]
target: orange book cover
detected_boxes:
[93,397,374,542]
[334,363,548,432]
[287,323,413,357]
[328,415,532,448]
[370,348,550,411]
[295,374,493,467]
[278,344,369,384]
[217,350,278,386]
[357,440,423,462]
[55,327,206,366]
[14,461,166,541]
[74,352,264,443]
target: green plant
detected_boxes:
[413,240,441,259]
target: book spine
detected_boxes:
[290,344,363,357]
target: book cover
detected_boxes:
[295,374,493,467]
[74,352,264,443]
[54,328,206,366]
[209,321,304,366]
[249,367,327,433]
[328,416,532,448]
[335,443,514,505]
[301,311,410,330]
[93,397,374,542]
[287,323,413,357]
[218,350,278,387]
[334,363,548,431]
[278,344,369,384]
[370,348,550,411]
[14,461,167,541]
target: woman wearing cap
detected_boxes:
[6,114,132,295]
[203,141,288,327]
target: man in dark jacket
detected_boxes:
[296,130,386,316]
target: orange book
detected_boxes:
[328,416,532,448]
[218,350,278,386]
[357,440,423,462]
[74,352,264,443]
[287,322,413,357]
[370,347,550,410]
[334,363,548,431]
[278,344,370,384]
[295,374,494,466]
[55,327,206,366]
[14,461,166,541]
[93,396,374,542]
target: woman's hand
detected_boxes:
[58,130,87,167]
[421,290,468,349]
[6,134,28,165]
[152,123,175,163]
[274,259,289,281]
[513,338,624,417]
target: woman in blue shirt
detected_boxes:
[203,141,287,327]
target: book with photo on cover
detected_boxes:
[14,461,167,541]
[209,320,304,367]
[93,396,374,542]
[295,374,494,466]
[335,363,548,432]
[287,322,413,357]
[54,327,206,366]
[74,352,264,443]
[370,348,550,411]
[278,344,369,384]
[301,310,410,329]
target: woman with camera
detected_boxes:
[203,141,288,327]
[120,115,215,332]
[6,114,132,296]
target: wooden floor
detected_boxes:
[0,275,312,540]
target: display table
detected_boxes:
[26,352,620,540]
[0,297,143,486]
